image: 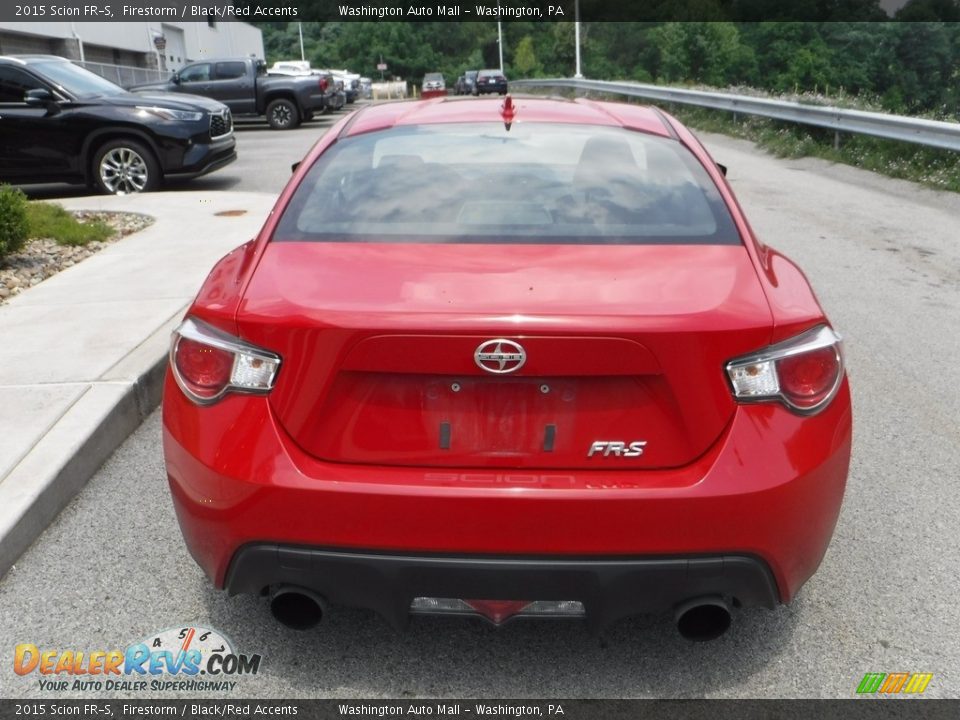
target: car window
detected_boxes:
[26,60,124,98]
[0,66,44,103]
[274,123,741,246]
[216,62,246,80]
[180,64,212,83]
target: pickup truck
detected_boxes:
[130,57,326,130]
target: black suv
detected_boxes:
[0,55,236,194]
[456,70,478,95]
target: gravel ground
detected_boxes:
[0,211,154,303]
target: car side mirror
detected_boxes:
[25,88,58,111]
[171,73,180,84]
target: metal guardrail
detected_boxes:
[511,78,960,153]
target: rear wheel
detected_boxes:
[92,139,160,195]
[266,98,300,130]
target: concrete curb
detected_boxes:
[0,191,278,580]
[0,312,178,578]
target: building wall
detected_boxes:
[0,21,264,71]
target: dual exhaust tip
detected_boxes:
[270,587,733,641]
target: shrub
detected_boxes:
[0,185,29,260]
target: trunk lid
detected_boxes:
[237,242,772,470]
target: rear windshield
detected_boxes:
[273,122,741,245]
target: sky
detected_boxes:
[880,0,909,14]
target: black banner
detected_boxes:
[0,0,904,24]
[0,700,957,720]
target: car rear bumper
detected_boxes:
[162,375,851,619]
[226,546,777,630]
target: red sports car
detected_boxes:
[163,96,851,640]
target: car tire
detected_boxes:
[266,98,301,130]
[92,139,160,195]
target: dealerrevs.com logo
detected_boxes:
[14,626,261,693]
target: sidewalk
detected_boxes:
[0,191,278,578]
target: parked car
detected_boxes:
[269,60,312,76]
[163,97,851,640]
[359,77,372,99]
[326,69,361,103]
[457,70,479,95]
[131,57,326,130]
[474,69,507,95]
[422,72,447,99]
[0,54,235,194]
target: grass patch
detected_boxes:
[666,104,960,193]
[26,203,114,246]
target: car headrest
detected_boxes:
[573,136,637,188]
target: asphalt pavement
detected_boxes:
[1,130,958,699]
[20,113,345,200]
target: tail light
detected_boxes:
[319,76,328,92]
[726,325,844,415]
[170,318,281,405]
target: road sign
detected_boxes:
[377,63,388,71]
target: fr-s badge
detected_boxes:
[588,440,648,458]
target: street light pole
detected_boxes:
[498,21,504,72]
[298,22,305,62]
[574,0,583,78]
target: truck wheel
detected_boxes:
[267,99,300,130]
[92,139,160,194]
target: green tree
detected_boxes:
[650,22,747,85]
[513,35,540,77]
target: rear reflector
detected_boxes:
[410,597,585,625]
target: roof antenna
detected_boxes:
[500,95,516,131]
